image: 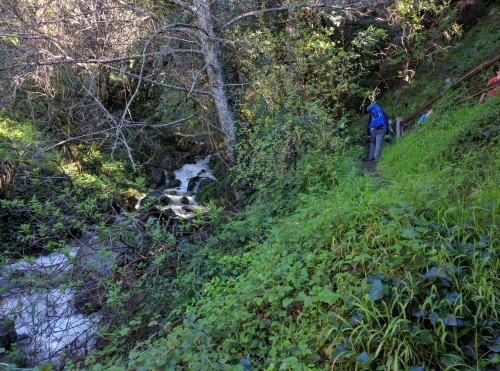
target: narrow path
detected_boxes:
[360,159,377,174]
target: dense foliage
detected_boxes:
[85,98,499,370]
[0,0,499,370]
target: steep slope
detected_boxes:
[89,67,499,371]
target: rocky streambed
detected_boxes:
[0,154,217,368]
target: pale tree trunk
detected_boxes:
[192,0,236,153]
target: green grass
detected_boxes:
[78,58,500,371]
[0,117,38,163]
[86,110,499,369]
[33,4,500,370]
[379,96,500,206]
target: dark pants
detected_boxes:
[369,128,385,160]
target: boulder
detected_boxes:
[137,191,170,209]
[198,177,215,190]
[151,168,166,189]
[166,178,181,189]
[187,176,200,192]
[160,208,178,225]
[187,177,214,192]
[114,189,143,212]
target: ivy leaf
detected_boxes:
[356,352,373,367]
[366,273,385,284]
[487,336,500,352]
[424,266,438,279]
[440,353,460,368]
[240,358,253,371]
[443,314,458,326]
[368,279,387,301]
[429,312,438,325]
[316,288,335,304]
[401,226,420,239]
[389,256,405,267]
[330,346,346,358]
[446,291,460,303]
[412,329,434,344]
[303,352,321,363]
[389,254,411,267]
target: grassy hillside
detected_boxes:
[379,2,500,119]
[83,60,500,371]
[4,3,493,370]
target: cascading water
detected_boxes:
[0,154,216,367]
[137,154,216,220]
[0,250,98,367]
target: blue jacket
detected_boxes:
[366,103,389,131]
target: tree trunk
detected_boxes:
[193,0,236,154]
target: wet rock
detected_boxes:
[180,196,190,205]
[182,154,195,164]
[187,176,200,192]
[165,172,181,189]
[0,318,17,350]
[198,177,214,190]
[160,208,178,225]
[137,191,170,209]
[151,168,166,189]
[114,190,143,212]
[187,177,214,192]
[166,178,181,188]
[138,207,162,223]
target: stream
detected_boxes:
[0,155,216,368]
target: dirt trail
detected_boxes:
[360,160,377,174]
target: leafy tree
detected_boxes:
[1,0,382,163]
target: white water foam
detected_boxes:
[0,250,98,366]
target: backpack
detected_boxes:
[368,104,387,130]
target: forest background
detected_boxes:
[0,0,499,369]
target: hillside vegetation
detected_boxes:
[83,12,500,371]
[1,1,499,370]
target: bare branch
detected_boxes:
[111,0,154,17]
[186,63,209,100]
[42,116,196,152]
[163,0,196,13]
[222,1,373,29]
[103,65,212,96]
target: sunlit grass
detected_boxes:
[0,117,36,142]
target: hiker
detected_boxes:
[418,108,433,123]
[385,118,395,144]
[366,102,389,161]
[479,65,500,103]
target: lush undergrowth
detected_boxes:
[81,92,499,370]
[379,2,500,119]
[0,115,144,256]
[3,3,498,370]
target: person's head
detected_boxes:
[427,108,434,115]
[388,118,393,124]
[494,66,500,76]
